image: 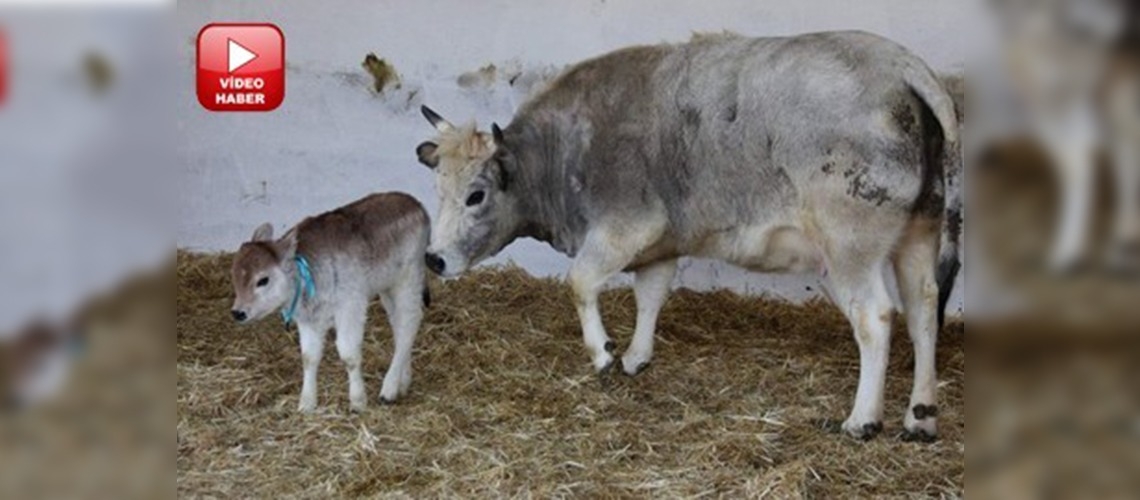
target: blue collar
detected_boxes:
[281,255,316,325]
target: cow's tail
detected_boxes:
[905,63,962,331]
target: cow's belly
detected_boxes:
[694,224,823,274]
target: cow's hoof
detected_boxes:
[592,350,616,374]
[621,350,652,376]
[597,357,617,375]
[843,420,883,441]
[900,428,938,443]
[604,341,617,353]
[912,404,938,420]
[378,395,397,406]
[622,360,650,377]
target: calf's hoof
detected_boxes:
[379,395,397,406]
[297,400,317,414]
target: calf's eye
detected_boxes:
[465,190,486,207]
[256,277,269,287]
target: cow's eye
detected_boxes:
[256,277,269,287]
[465,190,486,207]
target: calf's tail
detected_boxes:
[905,64,963,330]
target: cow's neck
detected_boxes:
[507,115,590,257]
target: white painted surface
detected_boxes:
[177,0,970,311]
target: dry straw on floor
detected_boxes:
[177,251,963,498]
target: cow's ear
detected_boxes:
[251,223,274,242]
[491,123,505,146]
[276,228,298,261]
[416,141,439,169]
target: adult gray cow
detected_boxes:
[415,31,960,441]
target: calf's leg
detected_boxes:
[621,259,677,376]
[296,322,325,413]
[334,300,368,412]
[379,282,423,403]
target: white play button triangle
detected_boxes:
[227,39,257,73]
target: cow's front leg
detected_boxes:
[570,261,620,373]
[569,230,642,373]
[622,259,677,376]
[296,322,326,413]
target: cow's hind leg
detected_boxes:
[621,259,677,376]
[827,256,895,440]
[334,300,368,412]
[893,218,941,442]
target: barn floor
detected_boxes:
[177,252,964,498]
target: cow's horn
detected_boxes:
[421,105,454,133]
[492,123,505,145]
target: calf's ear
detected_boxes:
[416,141,439,169]
[251,223,274,242]
[276,228,298,261]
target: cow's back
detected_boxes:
[519,31,935,253]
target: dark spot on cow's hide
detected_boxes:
[912,404,938,420]
[844,165,891,206]
[891,100,917,136]
[821,162,835,174]
[721,104,737,123]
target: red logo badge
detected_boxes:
[196,23,284,112]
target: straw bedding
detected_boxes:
[177,251,963,498]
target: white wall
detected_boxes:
[177,0,970,309]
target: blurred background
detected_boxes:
[0,2,173,499]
